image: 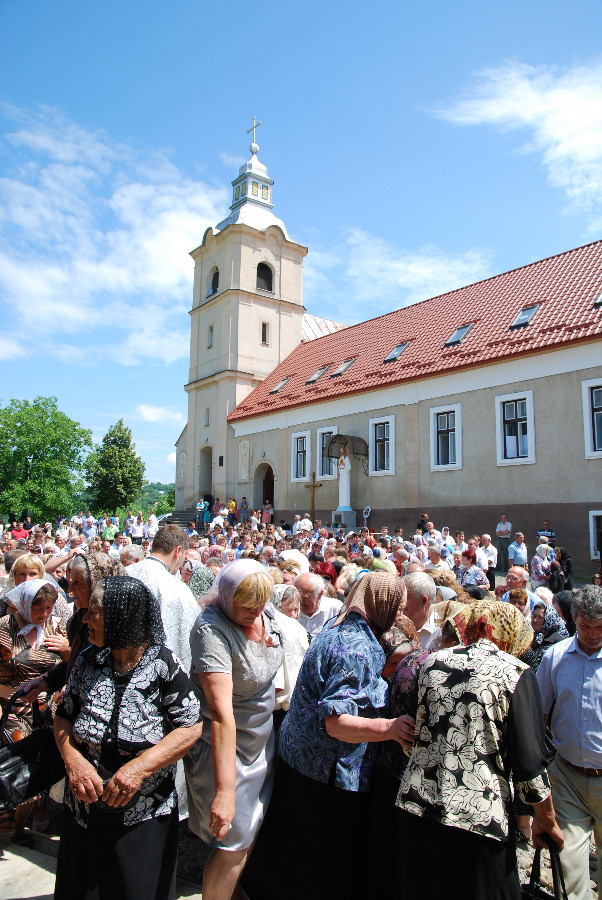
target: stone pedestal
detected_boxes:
[330,508,358,531]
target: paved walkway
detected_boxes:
[0,833,203,900]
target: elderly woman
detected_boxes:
[0,579,68,833]
[53,576,202,900]
[270,585,309,730]
[395,600,564,899]
[185,560,284,900]
[526,601,570,670]
[244,571,409,900]
[530,544,551,591]
[456,548,490,589]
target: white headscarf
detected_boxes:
[6,579,53,646]
[206,559,267,619]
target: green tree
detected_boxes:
[0,397,92,522]
[85,419,146,515]
[155,488,175,516]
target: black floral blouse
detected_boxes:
[396,639,550,842]
[57,643,201,828]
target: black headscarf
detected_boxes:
[553,590,576,636]
[102,575,165,650]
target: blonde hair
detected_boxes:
[12,552,44,580]
[267,566,284,584]
[233,571,274,610]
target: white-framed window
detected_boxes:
[291,430,310,482]
[317,425,338,479]
[204,408,210,427]
[430,403,462,471]
[261,322,270,346]
[207,324,214,349]
[369,415,395,476]
[495,390,535,466]
[589,510,602,560]
[582,378,602,459]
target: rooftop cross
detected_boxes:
[246,116,262,153]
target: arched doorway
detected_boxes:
[199,446,213,501]
[253,463,274,512]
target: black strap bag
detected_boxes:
[0,688,65,811]
[521,836,568,900]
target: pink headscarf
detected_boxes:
[206,559,266,619]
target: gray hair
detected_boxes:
[403,572,436,607]
[120,545,145,565]
[534,586,554,605]
[295,572,324,595]
[571,585,602,622]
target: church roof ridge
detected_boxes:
[227,237,602,422]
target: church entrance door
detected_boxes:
[199,446,213,499]
[253,463,274,511]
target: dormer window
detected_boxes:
[330,358,356,377]
[445,324,473,347]
[383,343,408,363]
[257,263,273,292]
[594,292,602,308]
[510,305,538,329]
[306,366,329,385]
[270,377,291,394]
[208,268,219,296]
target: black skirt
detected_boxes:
[396,808,521,900]
[54,804,179,900]
[242,759,371,900]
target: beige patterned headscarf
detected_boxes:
[452,598,533,658]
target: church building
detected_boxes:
[175,137,602,574]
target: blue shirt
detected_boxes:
[279,612,388,792]
[536,635,602,769]
[508,541,528,566]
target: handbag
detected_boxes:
[0,687,65,811]
[521,836,568,900]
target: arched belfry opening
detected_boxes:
[208,267,219,296]
[256,262,273,292]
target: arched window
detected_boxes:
[256,262,273,292]
[208,268,219,296]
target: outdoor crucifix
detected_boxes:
[304,471,322,524]
[246,116,262,145]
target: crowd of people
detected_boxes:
[0,506,600,900]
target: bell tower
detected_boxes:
[176,122,308,509]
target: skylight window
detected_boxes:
[444,324,473,347]
[510,305,539,329]
[383,343,408,364]
[330,358,356,377]
[306,365,329,385]
[270,377,291,394]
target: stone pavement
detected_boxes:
[0,832,203,900]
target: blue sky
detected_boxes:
[1,0,602,483]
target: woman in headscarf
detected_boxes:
[395,600,564,900]
[530,544,551,591]
[243,571,409,900]
[528,601,570,669]
[185,560,284,900]
[552,589,577,636]
[0,579,67,835]
[554,546,574,590]
[20,551,124,703]
[53,576,202,900]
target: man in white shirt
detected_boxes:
[495,514,512,572]
[403,572,437,648]
[298,514,313,533]
[423,543,449,573]
[295,572,342,641]
[477,533,498,589]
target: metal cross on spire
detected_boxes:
[246,116,262,147]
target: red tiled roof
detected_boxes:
[228,240,602,422]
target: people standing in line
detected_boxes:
[495,514,512,572]
[537,585,602,900]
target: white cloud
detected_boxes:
[0,103,228,364]
[437,60,602,227]
[167,452,177,465]
[303,229,493,322]
[137,405,185,424]
[219,151,246,169]
[0,335,26,360]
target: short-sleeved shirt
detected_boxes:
[57,643,200,828]
[279,612,388,792]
